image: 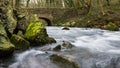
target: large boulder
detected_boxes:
[10,34,30,50]
[50,54,79,68]
[0,22,15,57]
[24,14,56,45]
[5,4,17,34]
[0,1,17,36]
[0,36,15,57]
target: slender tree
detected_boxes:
[26,0,30,7]
[99,0,105,15]
[15,0,21,9]
[106,0,110,6]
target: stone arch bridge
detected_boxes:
[26,8,84,26]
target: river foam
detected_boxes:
[8,27,120,68]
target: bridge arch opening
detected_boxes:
[39,17,52,26]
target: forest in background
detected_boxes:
[10,0,120,14]
[8,0,120,31]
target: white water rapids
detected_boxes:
[8,27,120,68]
[47,27,120,53]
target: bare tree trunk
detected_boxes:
[83,0,92,14]
[26,0,30,8]
[15,0,21,9]
[62,0,65,8]
[106,0,110,6]
[99,0,105,15]
[75,0,79,8]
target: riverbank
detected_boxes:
[52,4,120,31]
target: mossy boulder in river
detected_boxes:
[103,22,119,31]
[0,22,15,57]
[10,34,30,50]
[24,21,56,45]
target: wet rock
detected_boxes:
[43,37,56,44]
[0,22,15,57]
[10,34,30,50]
[24,15,56,45]
[62,41,74,49]
[53,41,74,51]
[53,45,61,51]
[62,27,70,30]
[0,36,15,57]
[50,54,79,68]
[103,22,119,31]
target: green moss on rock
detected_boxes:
[5,4,17,34]
[24,21,56,45]
[10,34,30,50]
[103,22,119,31]
[17,14,29,32]
[0,36,15,57]
[0,23,7,37]
[25,21,47,41]
[0,22,15,57]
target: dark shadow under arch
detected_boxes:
[39,17,52,26]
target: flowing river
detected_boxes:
[1,26,120,68]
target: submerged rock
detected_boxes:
[103,22,119,31]
[50,54,79,68]
[10,34,30,50]
[24,15,56,45]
